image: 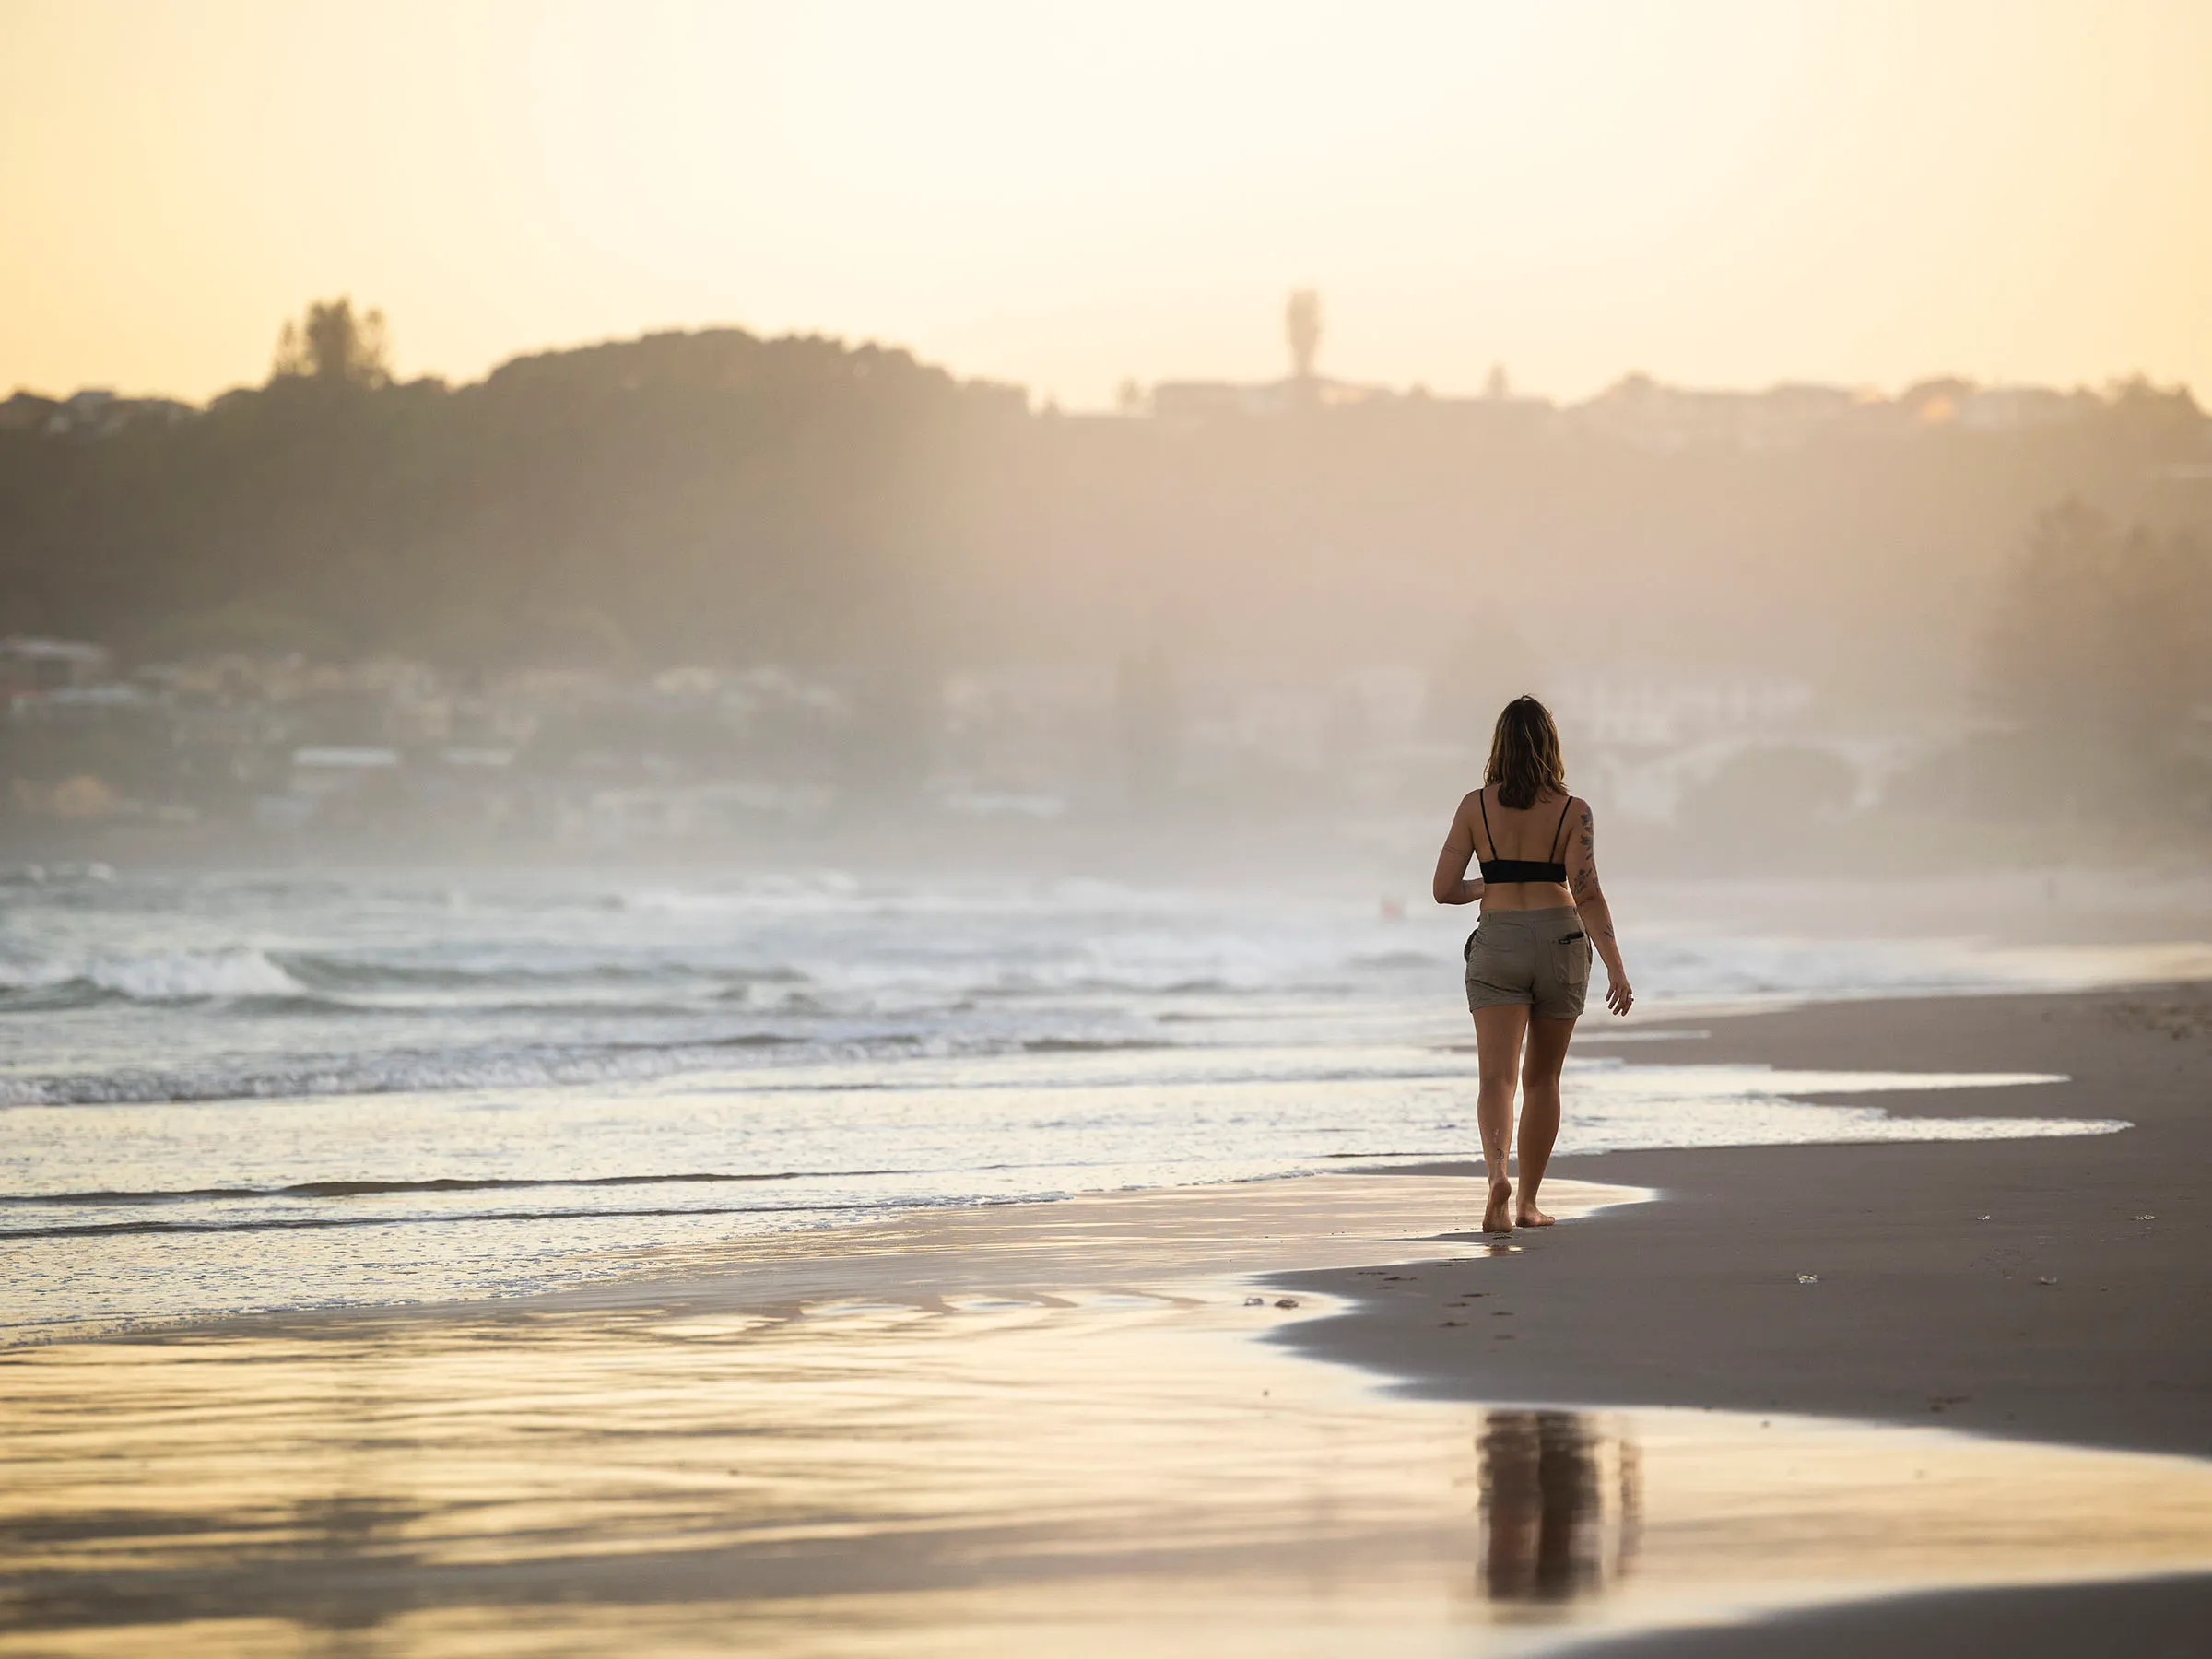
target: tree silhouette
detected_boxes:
[1983,502,2210,752]
[273,298,393,386]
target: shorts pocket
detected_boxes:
[1557,932,1591,987]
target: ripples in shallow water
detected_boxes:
[3,1179,2206,1657]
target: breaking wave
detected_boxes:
[0,947,303,1004]
[0,1034,822,1106]
[279,954,814,993]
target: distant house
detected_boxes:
[263,747,405,830]
[1149,376,1394,427]
[1957,385,2091,432]
[0,393,60,431]
[290,747,402,786]
[1571,375,1874,453]
[0,390,197,438]
[0,637,112,700]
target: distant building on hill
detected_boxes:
[0,390,197,437]
[1571,374,1876,453]
[0,393,55,431]
[1144,289,1399,426]
[1149,378,1385,422]
[1,638,112,700]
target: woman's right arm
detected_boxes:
[1565,800,1633,1015]
[1431,792,1486,906]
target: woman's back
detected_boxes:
[1474,784,1576,911]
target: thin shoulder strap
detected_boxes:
[1476,788,1496,862]
[1547,794,1574,863]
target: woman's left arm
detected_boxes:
[1431,792,1486,906]
[1564,799,1632,1015]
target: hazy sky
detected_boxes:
[4,0,2206,407]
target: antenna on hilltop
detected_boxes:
[1286,289,1321,382]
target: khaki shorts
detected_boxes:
[1464,906,1593,1020]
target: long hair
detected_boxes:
[1485,696,1567,810]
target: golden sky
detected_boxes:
[3,0,2206,407]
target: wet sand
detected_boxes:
[9,1165,2211,1656]
[6,985,2211,1653]
[1281,982,2212,1653]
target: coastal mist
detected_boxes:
[6,298,2208,880]
[6,293,2207,1335]
[4,6,2211,1654]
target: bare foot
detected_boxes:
[1483,1178,1514,1235]
[1515,1200,1555,1228]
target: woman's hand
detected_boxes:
[1606,974,1634,1017]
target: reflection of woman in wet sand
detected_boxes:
[1432,697,1632,1235]
[1477,1409,1641,1602]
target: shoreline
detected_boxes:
[1274,981,2212,1656]
[6,982,2209,1653]
[1280,981,2212,1458]
[6,1157,2209,1657]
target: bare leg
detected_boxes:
[1515,1014,1577,1225]
[1472,1004,1529,1233]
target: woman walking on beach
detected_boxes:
[1432,697,1632,1235]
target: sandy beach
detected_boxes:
[1282,981,2212,1651]
[10,2,2209,1648]
[1291,982,2212,1453]
[4,982,2209,1654]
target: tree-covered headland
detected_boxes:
[2,299,2207,845]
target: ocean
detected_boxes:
[0,863,2182,1340]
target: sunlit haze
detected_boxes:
[4,0,2208,405]
[7,7,2212,1651]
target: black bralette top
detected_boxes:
[1477,792,1573,885]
